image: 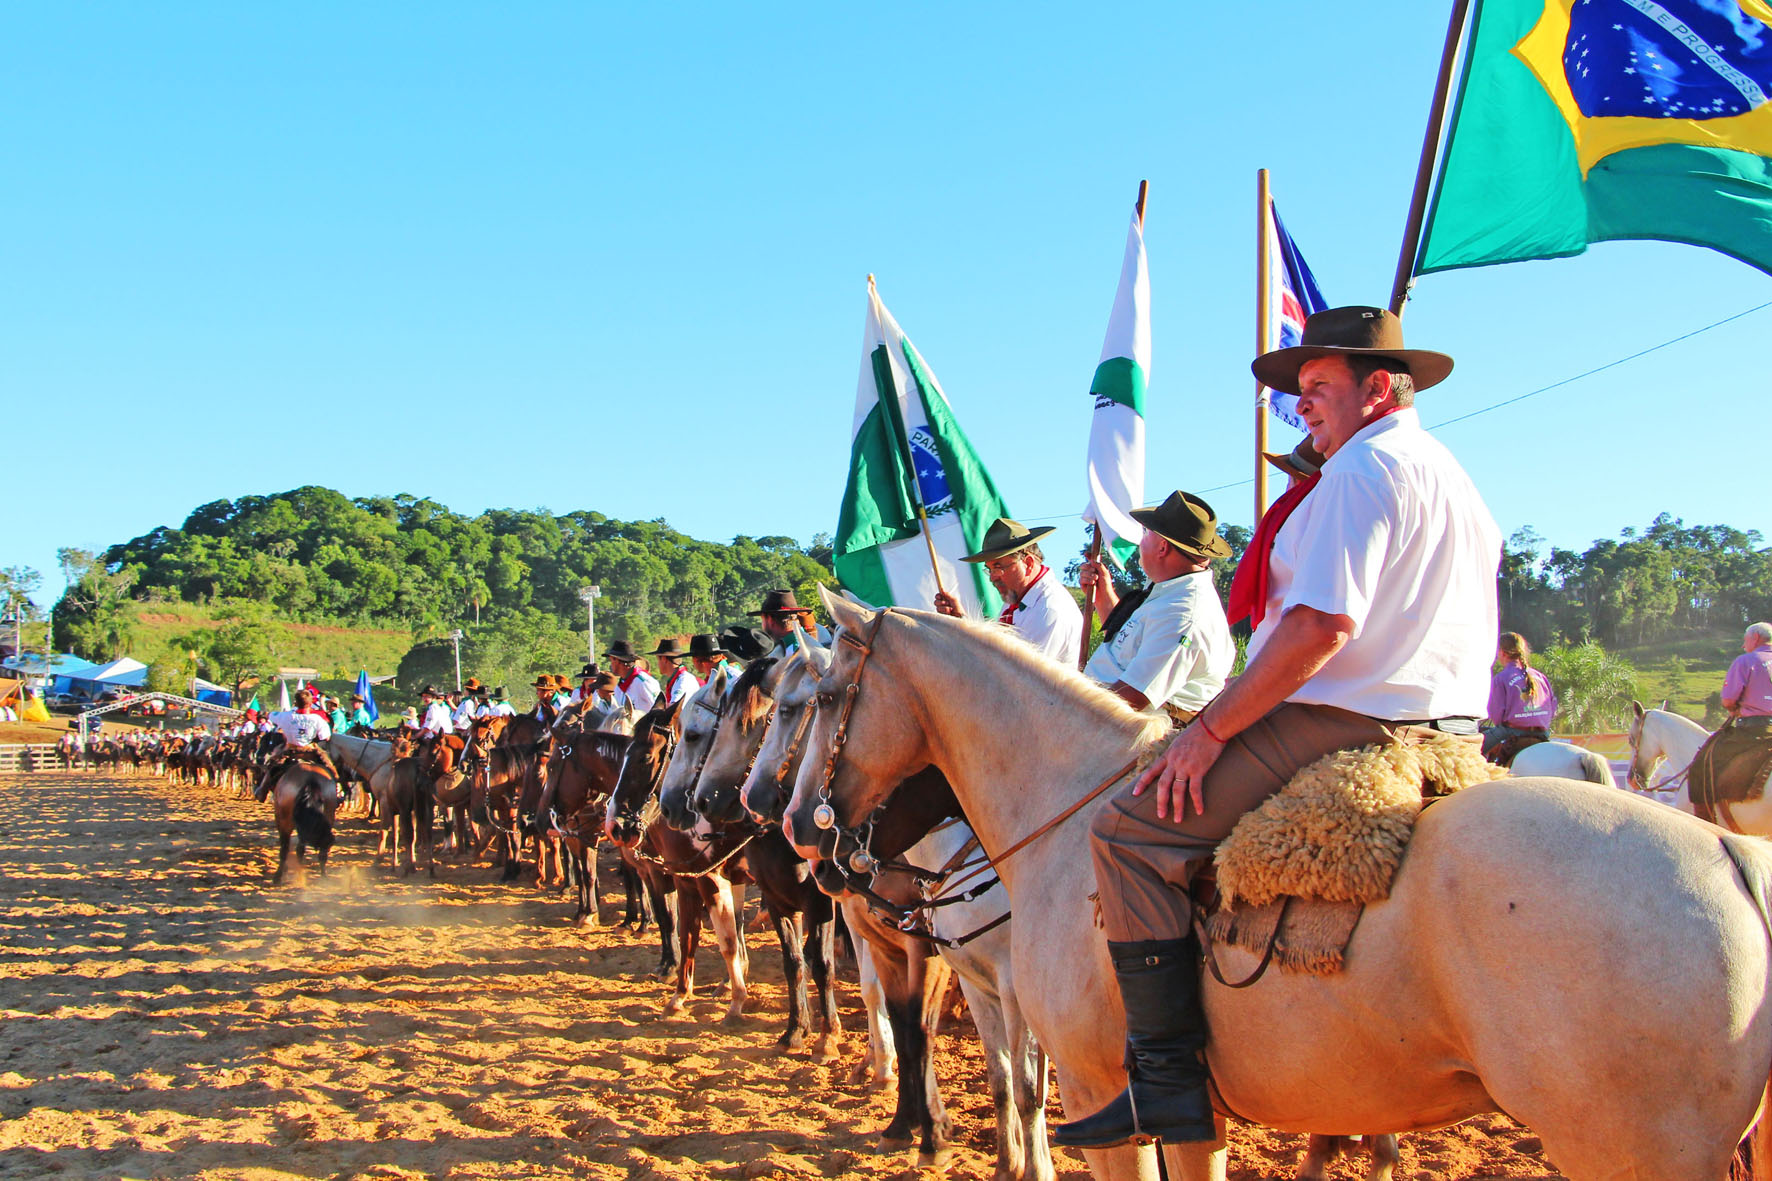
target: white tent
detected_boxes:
[74,658,149,687]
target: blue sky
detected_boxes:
[5,2,1768,612]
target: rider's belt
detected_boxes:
[1382,715,1482,736]
[1734,715,1772,731]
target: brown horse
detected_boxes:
[537,727,630,926]
[379,731,435,877]
[267,756,340,885]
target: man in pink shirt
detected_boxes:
[1723,623,1772,725]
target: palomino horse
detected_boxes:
[1628,702,1772,834]
[1507,739,1617,787]
[669,659,846,1062]
[266,755,340,885]
[741,646,1054,1180]
[604,701,748,1017]
[788,590,1772,1181]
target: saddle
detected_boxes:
[1688,722,1772,830]
[1485,731,1548,768]
[1201,735,1505,980]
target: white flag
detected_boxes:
[1083,205,1149,566]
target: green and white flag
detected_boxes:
[834,280,1009,618]
[1083,204,1149,567]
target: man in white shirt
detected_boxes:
[1077,492,1235,724]
[417,685,464,778]
[650,638,702,707]
[605,641,660,714]
[451,682,482,731]
[254,689,337,801]
[487,686,515,718]
[935,517,1084,665]
[1059,307,1501,1151]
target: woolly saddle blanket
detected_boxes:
[1203,735,1506,977]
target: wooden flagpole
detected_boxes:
[1255,168,1272,525]
[1078,180,1148,671]
[1389,0,1474,316]
[868,273,949,599]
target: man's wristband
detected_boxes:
[1196,714,1229,745]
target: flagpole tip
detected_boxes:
[866,273,875,289]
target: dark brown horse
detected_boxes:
[537,727,629,926]
[267,755,340,885]
[379,731,435,877]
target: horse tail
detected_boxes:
[294,775,335,852]
[1717,832,1772,1181]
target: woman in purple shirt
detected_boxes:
[1482,632,1558,759]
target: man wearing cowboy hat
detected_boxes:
[529,674,558,722]
[934,517,1084,664]
[1058,307,1501,1150]
[649,638,702,706]
[750,589,832,655]
[1077,492,1234,720]
[254,688,339,801]
[585,671,632,734]
[451,681,483,731]
[605,640,661,714]
[689,634,743,685]
[417,685,455,740]
[486,685,515,718]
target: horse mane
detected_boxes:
[895,607,1171,750]
[730,656,779,732]
[586,730,631,764]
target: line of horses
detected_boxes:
[97,594,1772,1180]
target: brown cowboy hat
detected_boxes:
[749,589,813,618]
[1251,305,1453,397]
[531,674,554,689]
[1130,491,1233,560]
[592,672,618,692]
[1262,439,1324,481]
[552,674,571,689]
[960,517,1056,564]
[462,677,484,692]
[647,637,688,660]
[687,633,724,661]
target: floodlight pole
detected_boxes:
[578,586,602,665]
[449,629,464,692]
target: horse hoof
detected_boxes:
[776,1030,806,1053]
[811,1033,840,1064]
[663,997,686,1016]
[721,1009,747,1028]
[875,1131,914,1155]
[917,1143,955,1171]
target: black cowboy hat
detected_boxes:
[492,685,508,698]
[1251,305,1453,397]
[749,589,813,618]
[718,625,773,662]
[1130,491,1234,560]
[603,639,639,662]
[960,517,1056,564]
[1262,439,1324,481]
[687,633,724,661]
[578,663,599,680]
[419,684,440,697]
[647,637,688,659]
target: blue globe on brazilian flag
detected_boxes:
[1420,0,1772,276]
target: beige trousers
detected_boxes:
[1090,702,1453,943]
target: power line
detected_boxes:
[1020,298,1772,519]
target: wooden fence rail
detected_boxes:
[0,745,60,773]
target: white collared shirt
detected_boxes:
[269,709,332,746]
[450,700,477,729]
[1003,565,1085,664]
[1084,570,1233,713]
[1249,408,1500,720]
[659,667,702,707]
[420,700,455,736]
[619,669,661,714]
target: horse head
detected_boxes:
[689,656,788,828]
[740,649,821,825]
[603,701,680,848]
[657,672,730,830]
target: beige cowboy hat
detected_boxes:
[1129,492,1233,561]
[1251,306,1453,397]
[960,517,1056,564]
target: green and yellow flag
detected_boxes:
[1418,0,1772,277]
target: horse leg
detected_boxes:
[771,909,809,1052]
[665,885,702,1016]
[807,902,842,1064]
[914,953,955,1170]
[850,936,897,1093]
[499,827,522,882]
[420,792,436,878]
[710,876,748,1025]
[1003,986,1054,1181]
[272,828,290,885]
[651,879,678,980]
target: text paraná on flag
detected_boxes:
[833,278,1011,617]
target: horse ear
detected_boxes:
[1632,699,1645,719]
[819,582,871,635]
[793,622,831,676]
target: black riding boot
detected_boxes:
[1052,935,1215,1149]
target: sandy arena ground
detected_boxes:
[0,771,1563,1180]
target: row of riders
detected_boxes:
[136,306,1772,1180]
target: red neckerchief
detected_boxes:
[999,566,1050,625]
[1227,475,1318,628]
[619,670,638,693]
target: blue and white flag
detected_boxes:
[1262,201,1328,432]
[354,669,379,723]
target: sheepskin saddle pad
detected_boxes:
[1204,735,1505,977]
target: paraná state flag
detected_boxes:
[354,669,379,723]
[834,281,1009,618]
[1262,200,1329,433]
[1419,0,1772,277]
[1083,205,1150,568]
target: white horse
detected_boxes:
[788,591,1772,1181]
[1507,739,1617,787]
[1627,702,1772,833]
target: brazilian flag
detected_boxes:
[1419,0,1772,277]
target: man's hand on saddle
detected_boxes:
[932,590,964,618]
[1134,723,1224,821]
